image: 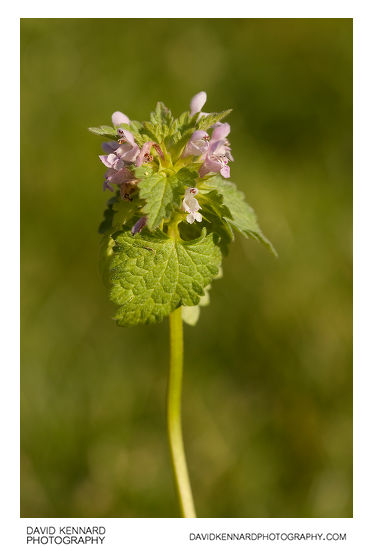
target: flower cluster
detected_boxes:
[91,91,235,233]
[184,92,233,179]
[99,126,164,193]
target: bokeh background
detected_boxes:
[21,19,352,518]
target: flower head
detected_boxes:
[182,187,202,224]
[93,93,233,201]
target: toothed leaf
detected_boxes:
[105,229,222,326]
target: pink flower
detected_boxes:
[103,167,136,191]
[99,131,140,168]
[102,141,120,154]
[136,141,164,166]
[136,141,154,167]
[99,153,124,171]
[115,129,140,162]
[112,111,130,126]
[199,123,233,179]
[182,188,202,224]
[190,91,207,117]
[182,130,210,158]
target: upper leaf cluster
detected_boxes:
[92,97,276,326]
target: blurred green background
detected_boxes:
[21,19,352,518]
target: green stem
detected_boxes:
[167,307,196,518]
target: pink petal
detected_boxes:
[182,130,210,158]
[190,130,209,141]
[211,123,230,142]
[116,143,140,162]
[106,167,135,185]
[220,164,230,178]
[190,91,207,116]
[122,144,140,162]
[199,156,221,177]
[136,141,153,167]
[99,155,112,168]
[117,128,136,145]
[102,141,119,153]
[112,111,130,126]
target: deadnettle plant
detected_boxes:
[89,92,276,518]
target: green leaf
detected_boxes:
[111,200,138,231]
[183,189,233,255]
[142,121,161,143]
[201,176,277,256]
[142,103,175,143]
[99,234,115,288]
[197,109,232,131]
[168,128,195,159]
[138,168,196,230]
[151,102,173,128]
[132,165,153,180]
[99,194,142,236]
[88,125,118,139]
[106,229,222,326]
[98,199,116,235]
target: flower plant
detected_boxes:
[89,92,276,518]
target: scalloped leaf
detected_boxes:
[88,125,118,139]
[200,176,277,256]
[197,109,232,131]
[105,229,222,326]
[138,168,197,230]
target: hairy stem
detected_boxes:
[167,307,196,518]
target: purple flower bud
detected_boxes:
[131,216,147,235]
[112,111,130,126]
[190,91,207,116]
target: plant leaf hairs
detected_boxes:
[89,92,276,517]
